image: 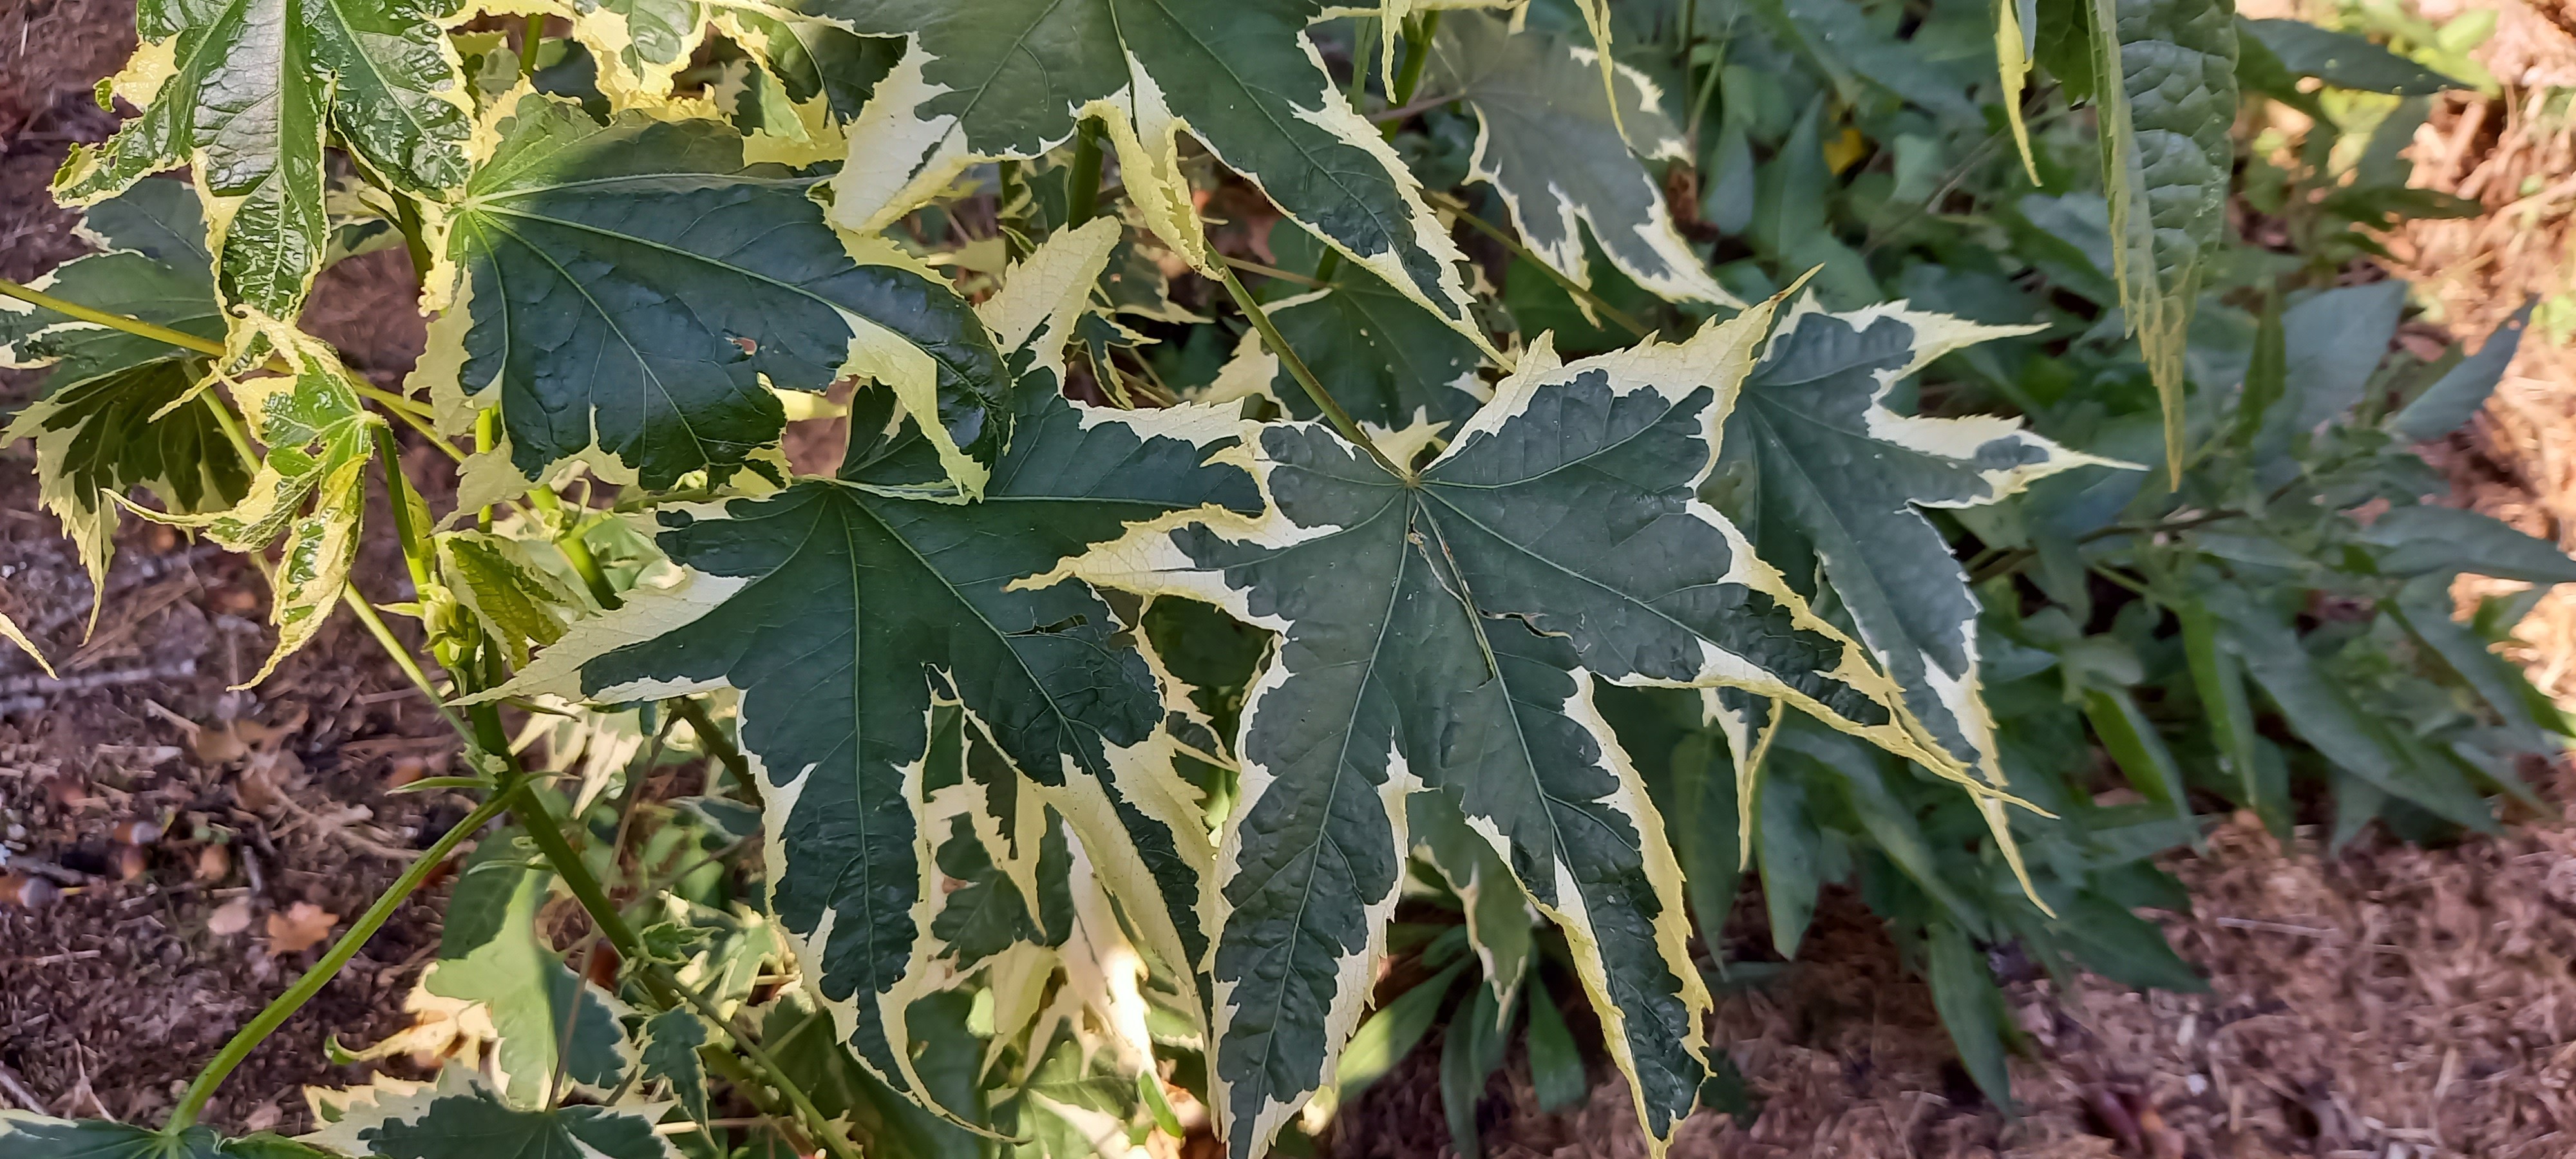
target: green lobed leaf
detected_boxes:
[0,1116,330,1159]
[2240,17,2461,95]
[417,94,1007,493]
[1,182,247,596]
[1205,231,1490,442]
[55,0,473,323]
[2359,505,2576,585]
[2090,0,2239,476]
[1715,299,2112,887]
[303,1070,676,1159]
[493,238,1260,1115]
[804,0,1492,350]
[426,851,635,1106]
[1922,921,2012,1108]
[638,1008,713,1124]
[1427,12,1739,306]
[1054,300,2017,1158]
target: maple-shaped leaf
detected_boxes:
[1204,230,1490,447]
[1428,12,1739,307]
[128,321,381,687]
[414,95,1005,493]
[1049,301,1994,1158]
[493,223,1255,1117]
[54,0,473,322]
[1714,300,2116,835]
[1,182,247,598]
[799,0,1491,352]
[426,849,635,1107]
[0,1115,330,1159]
[303,1069,676,1159]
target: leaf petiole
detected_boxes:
[1426,192,1657,338]
[1211,258,1404,475]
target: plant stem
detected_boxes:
[392,196,435,293]
[372,424,439,597]
[0,276,466,460]
[506,778,858,1159]
[1220,254,1329,289]
[0,277,225,358]
[1382,12,1443,139]
[672,695,757,802]
[343,587,470,741]
[1346,17,1377,106]
[1065,120,1104,229]
[1427,192,1656,338]
[165,778,527,1132]
[533,488,621,610]
[474,410,499,530]
[204,386,261,469]
[1210,259,1401,475]
[520,14,547,79]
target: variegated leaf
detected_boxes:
[122,321,379,687]
[488,227,1253,1118]
[414,93,1006,493]
[1,182,247,599]
[0,1115,328,1159]
[303,1069,676,1159]
[1427,12,1738,306]
[2090,0,2238,476]
[799,0,1493,353]
[1713,298,2121,896]
[1046,296,2013,1158]
[55,0,473,323]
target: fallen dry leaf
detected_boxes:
[206,896,254,936]
[263,901,337,953]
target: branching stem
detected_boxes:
[164,777,528,1133]
[1065,120,1104,229]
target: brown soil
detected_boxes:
[1,0,459,1133]
[8,5,2576,1158]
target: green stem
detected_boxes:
[372,424,438,598]
[204,386,260,470]
[1211,260,1401,475]
[1065,120,1104,229]
[391,196,435,293]
[527,487,622,610]
[1430,191,1656,337]
[1383,12,1443,139]
[672,696,757,804]
[520,14,547,80]
[0,277,465,462]
[165,778,527,1132]
[0,276,226,359]
[1220,254,1329,289]
[1346,17,1377,107]
[475,409,499,530]
[343,587,469,740]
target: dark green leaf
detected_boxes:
[1428,12,1736,305]
[1922,922,2012,1108]
[2240,18,2461,94]
[426,95,1005,491]
[1057,305,1993,1158]
[1524,985,1590,1114]
[2388,301,2535,441]
[307,1071,675,1159]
